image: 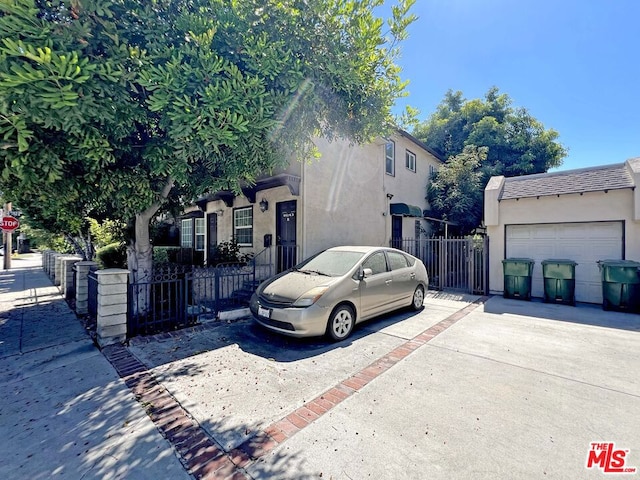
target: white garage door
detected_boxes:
[506,222,623,304]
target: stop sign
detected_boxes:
[1,216,19,232]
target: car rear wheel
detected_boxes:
[327,305,355,341]
[411,286,424,311]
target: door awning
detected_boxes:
[195,173,301,210]
[390,203,423,217]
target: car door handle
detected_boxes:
[410,273,416,279]
[385,280,392,285]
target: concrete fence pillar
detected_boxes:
[60,256,82,300]
[96,269,129,347]
[42,251,50,274]
[49,253,60,281]
[43,250,52,276]
[75,261,98,316]
[54,254,70,286]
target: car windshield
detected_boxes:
[296,250,365,277]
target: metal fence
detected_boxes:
[126,249,276,337]
[127,264,194,337]
[392,236,489,295]
[185,264,257,322]
[88,269,99,319]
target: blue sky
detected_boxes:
[389,0,639,171]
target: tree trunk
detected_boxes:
[65,233,93,260]
[127,177,174,318]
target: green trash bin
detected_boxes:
[502,258,535,300]
[542,259,577,306]
[598,260,640,312]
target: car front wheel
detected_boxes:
[327,305,355,341]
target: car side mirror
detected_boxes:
[359,267,373,280]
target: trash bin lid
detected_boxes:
[502,258,535,264]
[541,259,578,266]
[597,259,640,267]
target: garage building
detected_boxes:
[485,158,640,303]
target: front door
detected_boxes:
[391,216,403,248]
[207,213,217,266]
[276,200,297,272]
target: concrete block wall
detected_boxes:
[96,269,129,347]
[42,251,51,276]
[54,254,67,286]
[42,253,131,346]
[75,261,98,316]
[60,256,82,299]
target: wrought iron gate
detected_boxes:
[392,236,488,295]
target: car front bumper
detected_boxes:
[249,295,331,338]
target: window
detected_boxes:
[180,219,193,248]
[427,164,437,188]
[385,141,395,176]
[405,150,416,172]
[234,207,253,246]
[387,251,410,270]
[194,218,205,251]
[362,251,388,275]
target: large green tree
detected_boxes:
[427,145,485,234]
[415,88,567,233]
[0,0,416,288]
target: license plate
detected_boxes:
[258,306,271,319]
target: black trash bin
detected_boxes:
[502,258,535,300]
[541,259,577,306]
[598,260,640,312]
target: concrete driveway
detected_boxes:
[127,293,640,479]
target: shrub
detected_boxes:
[210,239,252,266]
[153,246,180,265]
[88,218,126,249]
[96,242,127,269]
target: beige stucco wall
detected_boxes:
[384,132,439,240]
[301,137,386,256]
[485,188,640,294]
[301,133,441,257]
[202,132,442,263]
[205,185,295,256]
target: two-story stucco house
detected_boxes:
[177,129,443,272]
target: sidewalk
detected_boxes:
[0,254,190,480]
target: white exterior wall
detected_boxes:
[485,188,640,295]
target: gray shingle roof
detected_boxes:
[499,163,635,200]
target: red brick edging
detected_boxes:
[102,345,249,480]
[103,296,488,478]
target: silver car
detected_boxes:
[249,246,428,341]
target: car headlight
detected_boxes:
[292,286,329,307]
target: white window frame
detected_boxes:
[180,219,193,248]
[194,218,205,251]
[233,207,253,247]
[385,140,395,176]
[406,149,416,172]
